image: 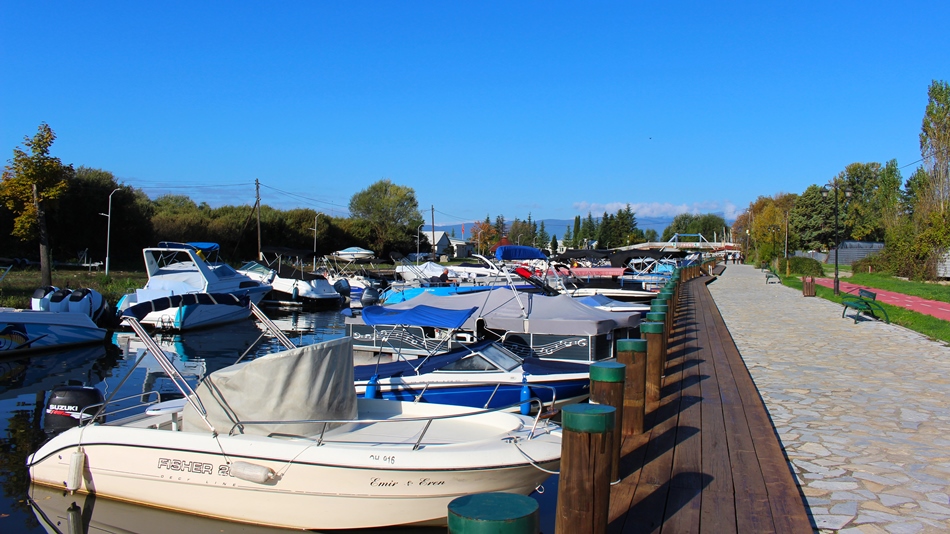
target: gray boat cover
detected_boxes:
[182,337,357,436]
[363,288,639,335]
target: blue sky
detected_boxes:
[2,2,946,227]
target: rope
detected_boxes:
[513,442,559,475]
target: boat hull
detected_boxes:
[28,402,560,529]
[0,310,107,354]
[120,286,270,331]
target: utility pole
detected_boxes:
[256,179,262,260]
[431,205,436,260]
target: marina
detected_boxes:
[5,260,950,532]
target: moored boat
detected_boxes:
[27,312,561,530]
[116,242,271,331]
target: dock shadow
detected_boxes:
[609,472,714,533]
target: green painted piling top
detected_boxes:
[641,321,664,334]
[590,361,626,383]
[562,403,615,433]
[645,311,666,323]
[651,297,669,306]
[448,492,540,534]
[650,304,669,314]
[617,338,647,352]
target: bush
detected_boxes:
[778,256,823,276]
[852,251,890,276]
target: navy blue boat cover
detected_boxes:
[360,304,478,329]
[494,245,547,261]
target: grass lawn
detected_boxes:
[783,273,950,344]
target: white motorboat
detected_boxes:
[116,242,271,331]
[238,259,342,308]
[28,316,561,530]
[327,246,375,262]
[1,287,113,354]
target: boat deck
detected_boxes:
[608,276,813,533]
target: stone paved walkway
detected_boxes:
[707,264,950,534]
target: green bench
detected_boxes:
[841,289,890,324]
[765,270,780,284]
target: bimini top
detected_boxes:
[361,304,478,329]
[495,245,547,261]
[156,242,221,255]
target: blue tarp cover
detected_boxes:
[156,242,221,254]
[495,245,547,261]
[361,304,477,329]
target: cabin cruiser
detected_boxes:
[116,242,271,331]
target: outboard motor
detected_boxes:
[47,288,74,313]
[333,278,351,298]
[44,385,105,438]
[360,287,380,307]
[31,286,59,311]
[68,288,112,327]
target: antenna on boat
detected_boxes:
[256,178,262,261]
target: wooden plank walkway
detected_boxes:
[608,276,813,533]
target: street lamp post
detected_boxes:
[98,188,119,276]
[309,215,318,270]
[822,182,851,295]
[416,223,425,264]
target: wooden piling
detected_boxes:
[589,361,625,484]
[448,492,540,533]
[555,404,615,534]
[640,321,665,408]
[615,339,647,436]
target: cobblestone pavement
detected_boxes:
[707,264,950,534]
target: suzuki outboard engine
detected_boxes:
[360,287,380,307]
[47,288,74,313]
[333,278,351,298]
[44,385,105,438]
[68,288,112,327]
[31,286,59,311]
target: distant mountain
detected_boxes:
[429,217,674,241]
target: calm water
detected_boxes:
[0,308,558,533]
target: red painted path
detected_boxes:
[814,278,950,321]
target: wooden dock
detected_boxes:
[608,276,813,533]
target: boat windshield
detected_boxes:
[436,342,523,373]
[239,261,272,276]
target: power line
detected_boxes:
[900,157,924,169]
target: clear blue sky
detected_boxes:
[2,2,946,228]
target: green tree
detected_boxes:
[563,224,573,247]
[644,228,658,242]
[537,221,549,250]
[348,179,422,258]
[790,185,831,250]
[920,80,950,215]
[572,216,581,248]
[549,233,558,253]
[0,123,74,285]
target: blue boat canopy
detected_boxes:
[495,245,547,261]
[361,304,478,329]
[156,242,221,254]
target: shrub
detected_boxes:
[778,256,823,276]
[851,251,890,276]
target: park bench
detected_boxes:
[765,269,780,284]
[841,288,890,324]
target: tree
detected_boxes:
[549,233,558,253]
[0,123,74,285]
[790,185,831,250]
[348,179,422,258]
[563,224,573,247]
[537,221,550,250]
[644,228,658,242]
[920,79,950,216]
[471,219,497,255]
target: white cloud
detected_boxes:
[572,200,741,221]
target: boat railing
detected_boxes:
[77,391,163,424]
[233,397,554,450]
